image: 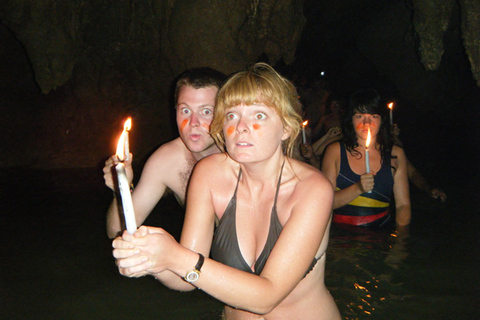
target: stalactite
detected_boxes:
[412,0,456,71]
[460,0,480,87]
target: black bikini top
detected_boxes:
[211,162,319,276]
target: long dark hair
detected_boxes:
[342,88,394,162]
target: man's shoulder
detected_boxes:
[149,138,188,160]
[142,138,190,172]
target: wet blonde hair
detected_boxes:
[210,63,302,157]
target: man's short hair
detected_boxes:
[174,67,226,104]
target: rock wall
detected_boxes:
[412,0,480,86]
[0,0,478,168]
[0,0,305,168]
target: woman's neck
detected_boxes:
[238,152,286,184]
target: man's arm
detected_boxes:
[407,160,447,202]
[106,140,180,238]
[392,146,411,226]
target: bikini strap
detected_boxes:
[233,168,242,198]
[272,160,285,208]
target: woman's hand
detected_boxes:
[325,126,342,140]
[112,226,179,277]
[428,187,447,202]
[358,173,375,193]
[300,143,314,159]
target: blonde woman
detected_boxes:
[113,63,340,319]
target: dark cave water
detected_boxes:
[0,155,478,319]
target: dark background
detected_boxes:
[1,1,479,319]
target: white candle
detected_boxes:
[115,162,137,234]
[388,103,393,126]
[365,148,370,174]
[302,120,308,144]
[365,127,372,193]
[124,131,130,161]
[115,117,136,234]
[123,118,132,161]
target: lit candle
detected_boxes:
[365,127,372,193]
[365,127,371,173]
[120,118,131,161]
[115,118,136,234]
[388,102,394,126]
[302,120,308,144]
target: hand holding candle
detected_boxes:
[302,120,308,144]
[115,118,137,234]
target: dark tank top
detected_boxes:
[211,162,319,276]
[334,141,394,227]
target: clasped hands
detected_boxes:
[112,226,179,278]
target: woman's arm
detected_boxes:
[113,155,218,292]
[312,127,342,157]
[392,146,411,226]
[407,160,447,201]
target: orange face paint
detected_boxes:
[226,126,235,137]
[201,123,210,130]
[180,119,188,131]
[252,123,261,130]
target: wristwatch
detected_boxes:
[184,253,205,283]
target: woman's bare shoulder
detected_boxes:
[391,145,406,158]
[322,141,341,159]
[193,153,233,177]
[325,140,341,152]
[290,158,333,189]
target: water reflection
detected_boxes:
[326,224,410,319]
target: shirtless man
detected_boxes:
[103,67,226,238]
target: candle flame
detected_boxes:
[388,102,393,110]
[366,127,371,148]
[124,117,132,131]
[116,118,132,161]
[302,120,308,127]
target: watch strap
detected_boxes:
[195,253,205,272]
[184,253,204,283]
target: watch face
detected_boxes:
[186,270,199,282]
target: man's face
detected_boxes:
[176,85,218,153]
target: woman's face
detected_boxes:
[352,112,382,141]
[222,102,289,163]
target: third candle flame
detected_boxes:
[116,118,132,161]
[366,127,371,148]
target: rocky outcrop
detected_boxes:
[0,0,305,167]
[459,0,480,87]
[412,0,480,86]
[0,0,305,95]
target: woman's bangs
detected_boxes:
[222,75,274,108]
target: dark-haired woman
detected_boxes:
[322,89,411,227]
